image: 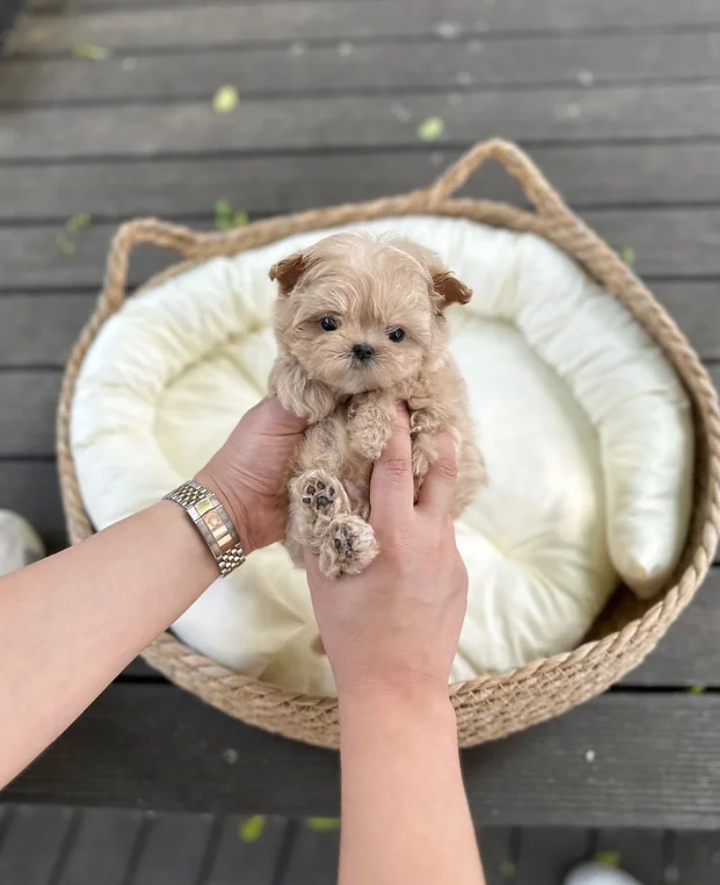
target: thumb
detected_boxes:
[262,396,308,434]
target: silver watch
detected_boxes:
[164,480,246,577]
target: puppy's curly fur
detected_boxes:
[268,232,486,578]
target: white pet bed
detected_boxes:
[71,215,693,697]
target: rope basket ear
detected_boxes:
[57,138,720,749]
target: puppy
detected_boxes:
[268,231,486,578]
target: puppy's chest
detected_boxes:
[336,402,373,512]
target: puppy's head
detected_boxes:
[270,232,471,395]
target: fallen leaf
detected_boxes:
[72,43,110,60]
[65,212,92,232]
[56,233,77,256]
[238,815,266,842]
[213,85,239,114]
[620,246,635,266]
[594,850,621,868]
[306,817,340,832]
[215,198,248,230]
[417,117,445,142]
[500,860,516,879]
[689,684,706,694]
[215,198,232,218]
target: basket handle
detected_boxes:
[425,138,575,222]
[99,217,219,315]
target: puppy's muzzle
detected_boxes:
[351,343,375,364]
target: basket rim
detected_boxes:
[55,138,720,745]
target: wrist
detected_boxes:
[338,678,455,730]
[193,466,255,557]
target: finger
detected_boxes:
[370,404,415,528]
[303,545,343,595]
[260,396,308,434]
[303,546,324,587]
[416,429,458,518]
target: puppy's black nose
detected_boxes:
[352,343,375,363]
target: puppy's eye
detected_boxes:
[320,316,340,332]
[387,328,405,343]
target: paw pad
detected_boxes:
[301,476,337,514]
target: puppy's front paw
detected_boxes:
[300,473,337,516]
[291,469,349,520]
[318,515,379,578]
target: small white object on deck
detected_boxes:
[0,510,45,576]
[565,863,645,885]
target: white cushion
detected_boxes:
[70,216,693,695]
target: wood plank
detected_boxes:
[0,805,74,885]
[6,145,720,223]
[623,568,720,687]
[515,827,590,885]
[671,831,720,883]
[651,282,720,361]
[0,461,66,552]
[0,370,61,457]
[205,815,287,885]
[5,687,720,827]
[3,208,720,290]
[132,812,215,885]
[282,820,340,885]
[56,808,142,885]
[5,32,720,106]
[593,828,665,884]
[4,85,720,161]
[0,295,93,367]
[12,0,720,55]
[477,827,516,885]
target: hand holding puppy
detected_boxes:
[305,407,468,699]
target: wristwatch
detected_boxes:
[164,479,246,577]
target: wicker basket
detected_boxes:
[57,139,720,749]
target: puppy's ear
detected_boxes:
[269,252,308,296]
[432,271,472,310]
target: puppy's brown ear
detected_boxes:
[432,271,472,310]
[269,252,308,296]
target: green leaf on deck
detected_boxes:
[594,850,621,867]
[65,212,92,232]
[620,246,635,266]
[56,233,77,256]
[215,198,232,217]
[500,860,517,878]
[72,44,111,61]
[213,85,240,114]
[238,815,266,842]
[689,684,706,694]
[417,116,445,142]
[215,198,248,230]
[306,817,340,831]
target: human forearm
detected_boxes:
[0,398,306,786]
[338,687,485,885]
[0,500,221,785]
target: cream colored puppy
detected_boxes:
[269,232,485,577]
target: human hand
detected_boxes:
[305,407,468,702]
[197,397,306,555]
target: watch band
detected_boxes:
[164,479,246,577]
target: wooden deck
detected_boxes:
[1,807,719,884]
[3,0,720,877]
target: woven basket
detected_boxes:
[57,139,720,749]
